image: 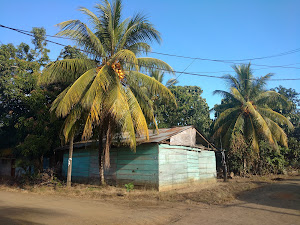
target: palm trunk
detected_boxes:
[67,135,74,188]
[99,117,113,185]
[99,129,105,185]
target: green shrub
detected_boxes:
[125,183,134,192]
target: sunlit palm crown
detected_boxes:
[40,0,175,149]
[213,63,293,152]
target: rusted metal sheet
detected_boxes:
[136,126,194,144]
[57,126,215,152]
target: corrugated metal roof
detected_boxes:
[136,126,194,143]
[56,126,214,150]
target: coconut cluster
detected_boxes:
[96,62,125,80]
[111,62,125,80]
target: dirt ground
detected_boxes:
[0,176,299,225]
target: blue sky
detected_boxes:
[1,0,299,113]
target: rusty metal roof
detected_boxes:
[136,126,194,143]
[56,126,214,150]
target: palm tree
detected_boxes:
[40,0,175,184]
[213,63,293,154]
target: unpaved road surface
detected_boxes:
[0,177,299,225]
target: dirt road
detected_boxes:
[0,177,299,225]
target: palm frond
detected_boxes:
[232,113,244,134]
[213,90,236,101]
[50,86,71,112]
[55,69,96,117]
[106,81,136,150]
[231,87,246,104]
[251,73,273,98]
[166,78,178,87]
[127,71,176,105]
[78,7,102,30]
[63,106,83,142]
[137,58,174,74]
[214,106,240,129]
[246,102,276,149]
[248,115,259,153]
[40,59,96,85]
[80,65,111,109]
[109,49,139,71]
[264,117,288,147]
[119,12,161,50]
[255,91,289,107]
[127,42,151,55]
[56,20,106,58]
[257,107,294,130]
[125,88,149,139]
[223,74,240,92]
[128,83,155,121]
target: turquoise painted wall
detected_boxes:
[62,143,159,186]
[62,143,216,190]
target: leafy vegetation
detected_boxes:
[0,28,62,173]
[154,86,212,136]
[124,183,134,192]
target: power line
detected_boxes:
[0,24,74,48]
[1,24,300,69]
[175,59,197,80]
[141,68,300,81]
[1,24,300,81]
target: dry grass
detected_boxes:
[0,174,296,205]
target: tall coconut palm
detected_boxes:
[213,63,293,154]
[40,0,175,184]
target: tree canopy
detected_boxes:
[154,86,211,136]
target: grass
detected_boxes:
[0,174,297,205]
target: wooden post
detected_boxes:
[221,150,227,182]
[66,135,74,188]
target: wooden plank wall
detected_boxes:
[158,144,216,191]
[115,143,158,187]
[62,143,159,186]
[62,149,117,184]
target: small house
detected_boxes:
[58,126,217,191]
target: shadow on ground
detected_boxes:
[0,205,65,225]
[233,176,300,214]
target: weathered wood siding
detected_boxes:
[115,143,158,187]
[62,143,216,191]
[170,128,196,146]
[158,144,216,191]
[62,143,159,187]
